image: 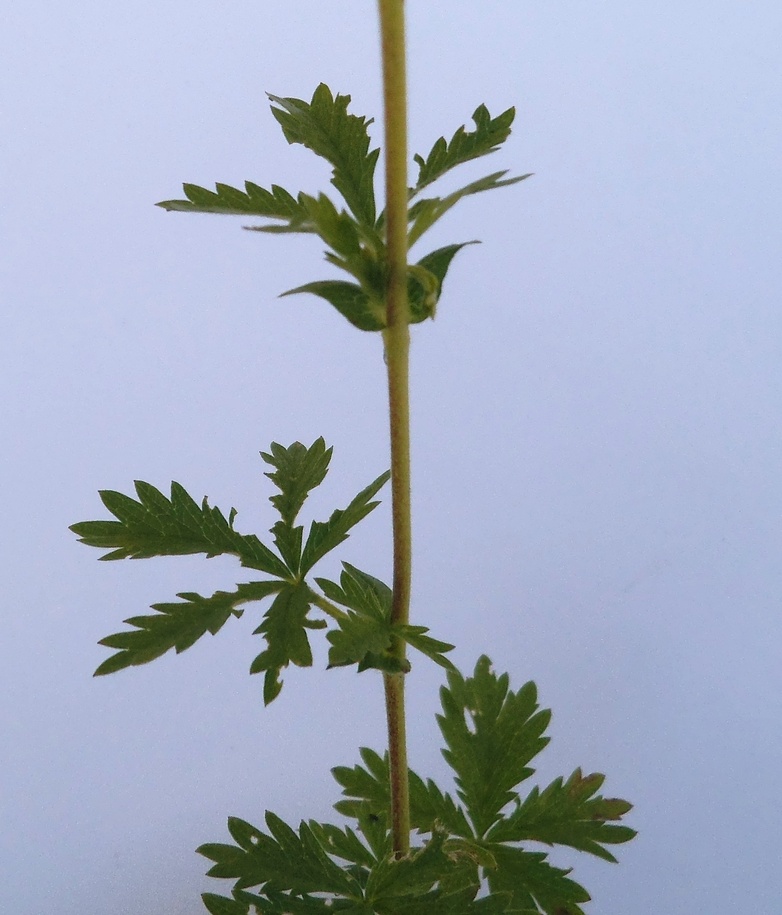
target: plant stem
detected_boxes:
[378,0,411,858]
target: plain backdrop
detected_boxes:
[3,2,781,912]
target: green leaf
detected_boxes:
[281,280,386,332]
[156,181,311,227]
[485,845,590,915]
[249,582,318,704]
[70,480,290,578]
[299,471,390,575]
[307,820,377,869]
[486,769,636,863]
[201,893,250,915]
[437,657,551,837]
[397,625,456,671]
[199,812,360,898]
[94,580,282,677]
[413,104,517,192]
[332,747,470,839]
[408,171,531,248]
[261,439,332,527]
[269,83,379,229]
[407,243,478,323]
[319,564,453,672]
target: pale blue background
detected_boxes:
[3,2,781,912]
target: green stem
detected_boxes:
[378,0,411,858]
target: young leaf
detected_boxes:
[486,768,637,863]
[269,83,380,229]
[94,580,283,677]
[413,104,517,193]
[408,171,531,248]
[281,280,386,332]
[299,471,390,575]
[407,242,478,323]
[249,582,323,704]
[261,439,332,527]
[437,656,551,837]
[70,480,290,578]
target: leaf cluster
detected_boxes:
[156,83,530,331]
[199,657,635,914]
[70,440,453,701]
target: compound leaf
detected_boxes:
[486,769,636,863]
[300,472,390,575]
[94,580,282,677]
[413,104,517,192]
[269,83,379,229]
[437,657,551,837]
[70,480,289,578]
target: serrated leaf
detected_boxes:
[201,812,359,898]
[332,747,470,839]
[261,439,332,527]
[486,846,590,915]
[70,480,290,578]
[437,657,551,837]
[93,580,282,677]
[281,280,386,332]
[413,104,517,192]
[156,181,311,228]
[408,171,531,248]
[269,83,379,229]
[299,471,390,574]
[249,582,317,704]
[486,769,636,863]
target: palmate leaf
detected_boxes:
[249,582,325,705]
[268,83,380,229]
[70,480,289,578]
[437,657,551,837]
[94,580,283,677]
[486,769,636,863]
[413,103,517,193]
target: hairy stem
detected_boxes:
[378,0,411,858]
